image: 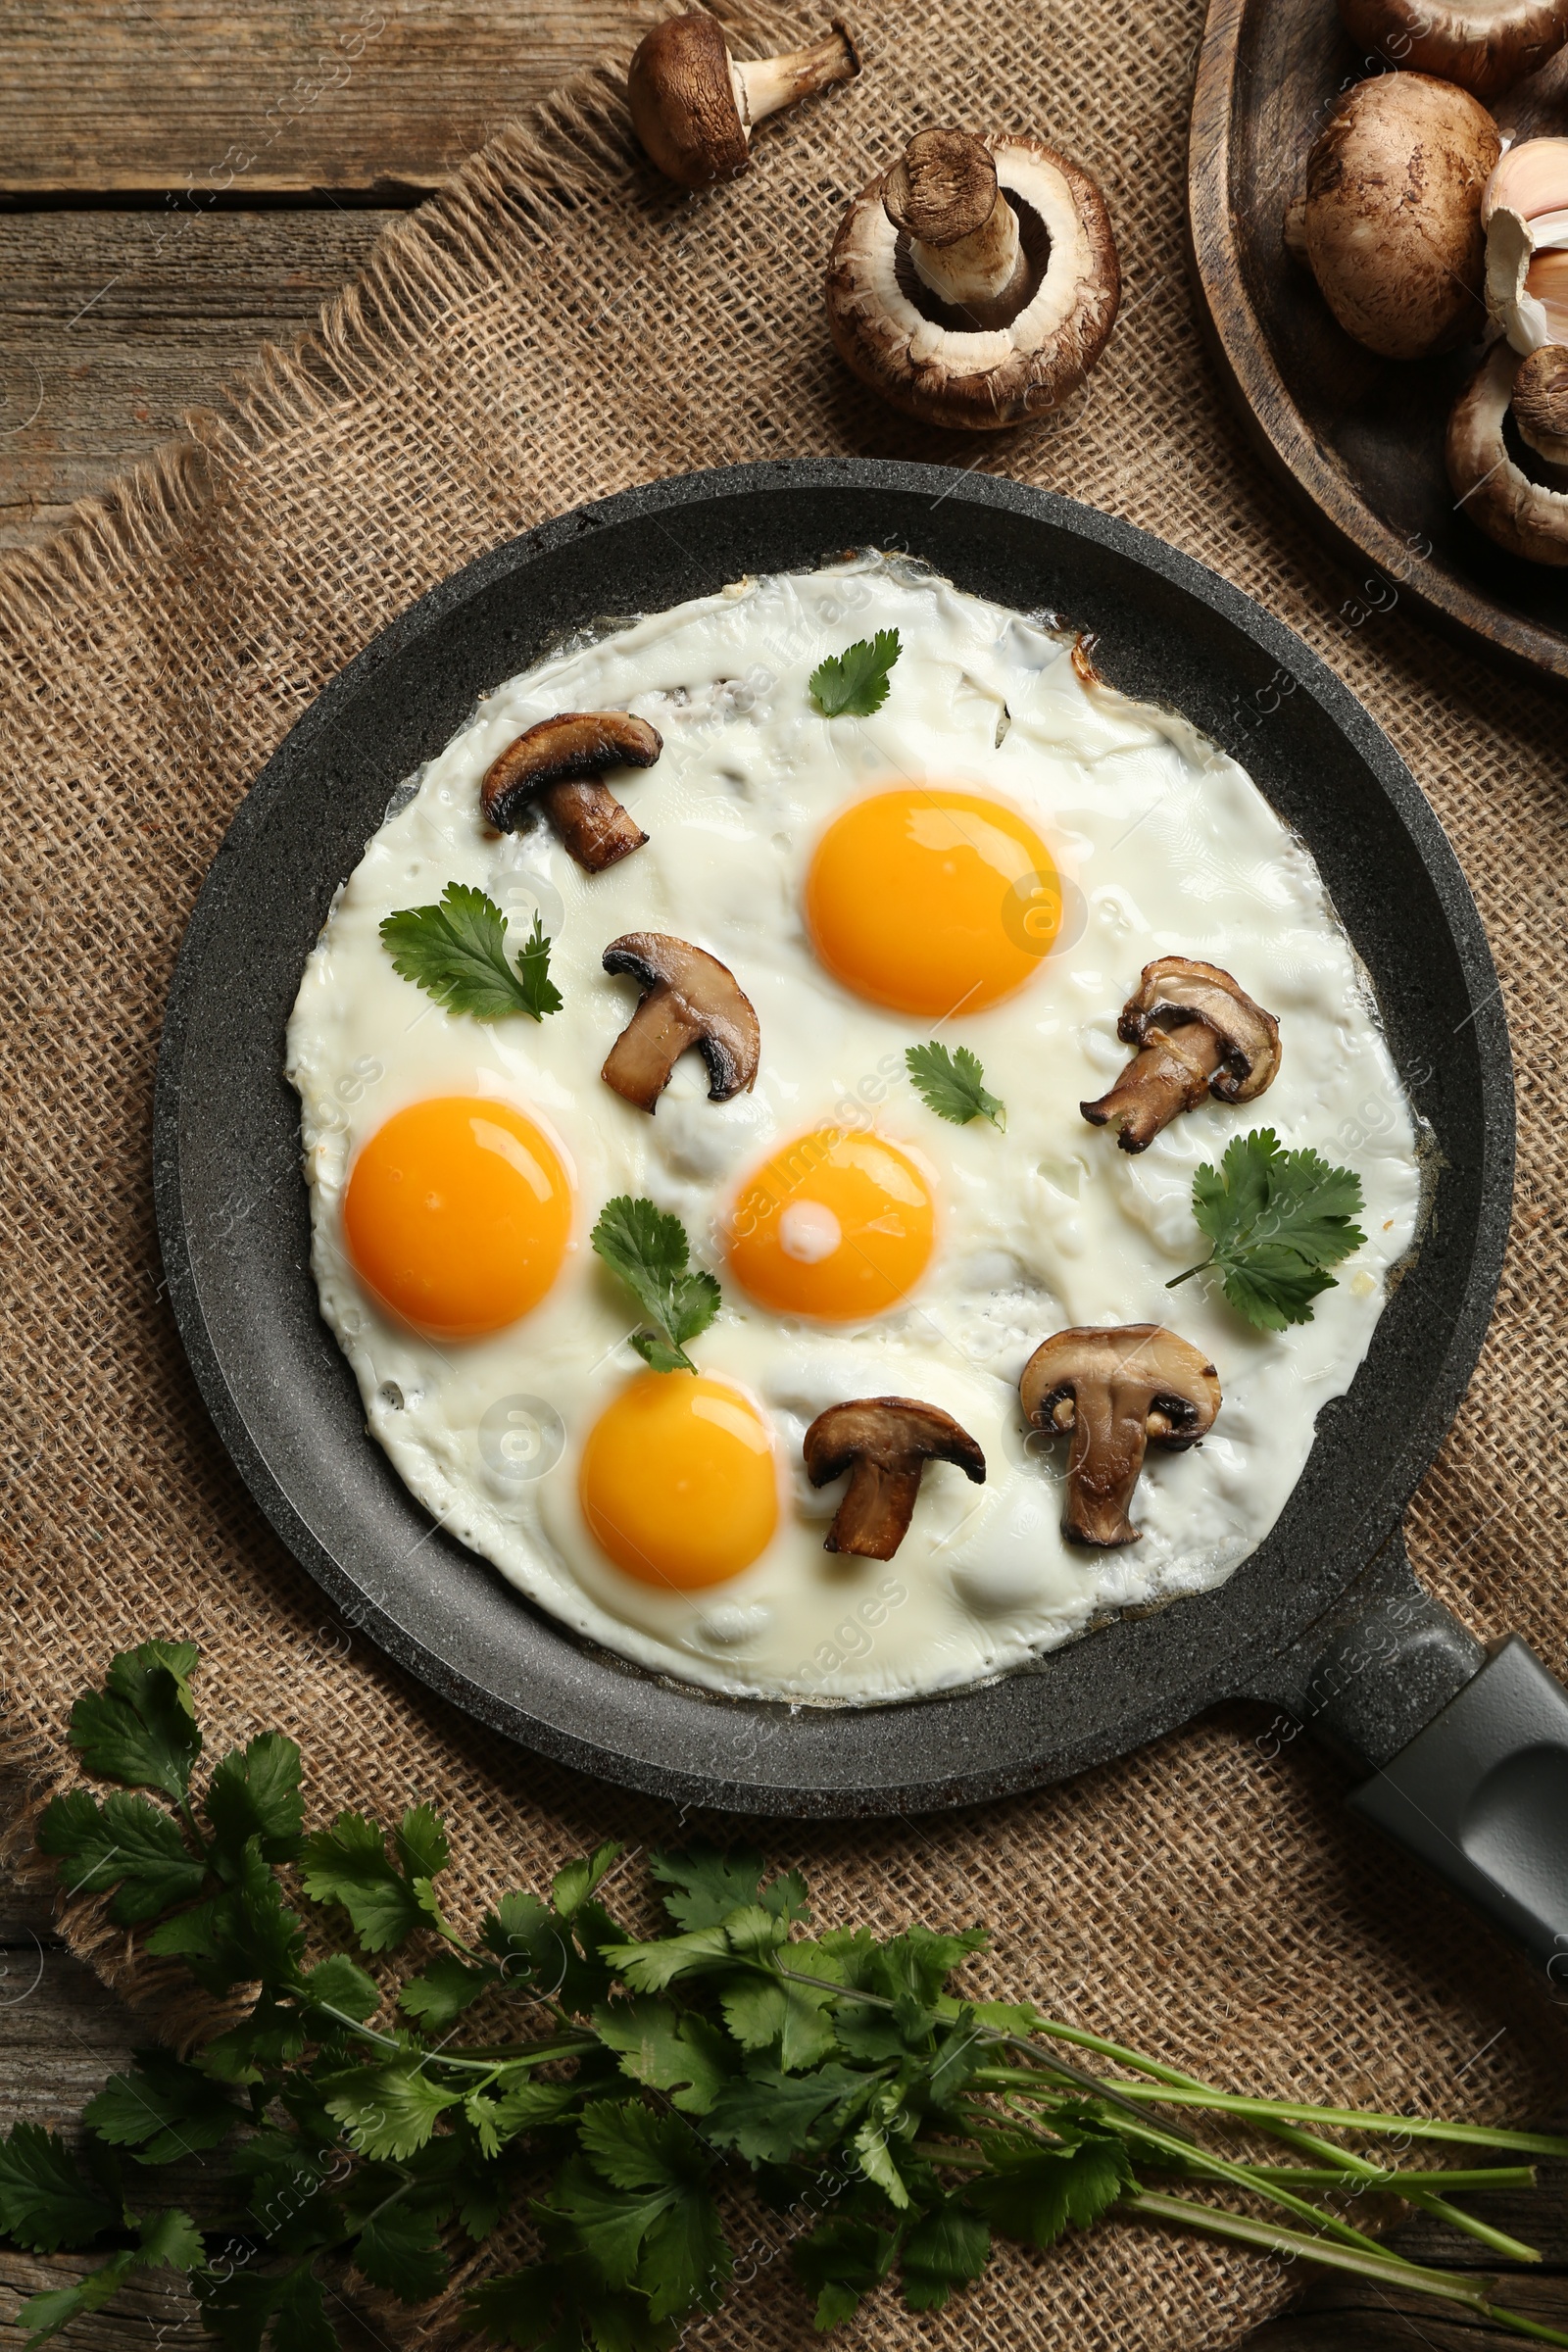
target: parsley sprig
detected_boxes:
[9,1642,1567,2352]
[1168,1128,1367,1331]
[808,629,901,717]
[380,882,564,1022]
[591,1196,720,1373]
[906,1042,1005,1131]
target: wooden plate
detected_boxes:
[1188,0,1568,689]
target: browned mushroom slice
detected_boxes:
[1081,956,1281,1153]
[480,712,662,873]
[1020,1325,1220,1549]
[601,933,760,1114]
[803,1396,986,1560]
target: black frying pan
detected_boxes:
[154,462,1568,1975]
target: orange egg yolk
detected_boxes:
[727,1128,936,1320]
[805,785,1060,1015]
[343,1096,572,1339]
[579,1372,779,1590]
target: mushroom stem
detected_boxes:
[733,23,858,125]
[539,778,649,872]
[1054,1384,1152,1549]
[825,1458,927,1559]
[1082,1026,1225,1154]
[883,127,1031,318]
[1020,1325,1222,1551]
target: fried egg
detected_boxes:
[286,556,1423,1702]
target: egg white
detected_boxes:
[285,557,1424,1702]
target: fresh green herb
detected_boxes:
[380,882,564,1022]
[591,1196,720,1373]
[808,629,902,718]
[9,1642,1568,2352]
[1168,1127,1366,1331]
[906,1042,1005,1131]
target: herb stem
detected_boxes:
[1165,1260,1208,1289]
[1079,2081,1568,2157]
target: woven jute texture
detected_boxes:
[3,1,1567,2345]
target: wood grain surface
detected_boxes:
[1187,0,1568,690]
[4,4,1568,2346]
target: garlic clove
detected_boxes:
[1484,137,1568,351]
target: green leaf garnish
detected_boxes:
[18,1638,1568,2352]
[380,881,564,1022]
[591,1196,720,1373]
[808,628,901,717]
[1167,1127,1367,1330]
[906,1042,1006,1131]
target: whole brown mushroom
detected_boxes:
[628,11,859,190]
[1447,342,1568,563]
[1337,0,1568,100]
[1292,73,1499,359]
[825,125,1120,430]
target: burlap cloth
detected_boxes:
[3,1,1567,2344]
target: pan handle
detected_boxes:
[1250,1534,1568,1980]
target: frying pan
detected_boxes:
[154,460,1568,1975]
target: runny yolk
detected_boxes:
[805,785,1061,1016]
[727,1128,936,1320]
[578,1371,779,1590]
[343,1096,572,1339]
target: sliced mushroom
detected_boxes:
[1020,1325,1220,1549]
[1337,0,1568,97]
[1483,138,1568,353]
[1081,957,1281,1154]
[601,932,760,1113]
[825,127,1120,430]
[803,1396,986,1559]
[481,712,661,873]
[628,11,859,190]
[1447,341,1568,564]
[1292,74,1498,360]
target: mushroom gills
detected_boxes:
[803,1396,986,1560]
[1020,1325,1221,1549]
[1081,956,1280,1152]
[480,711,661,872]
[601,932,761,1114]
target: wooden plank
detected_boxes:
[0,0,649,202]
[0,209,393,551]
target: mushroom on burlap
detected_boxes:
[825,125,1120,429]
[1020,1326,1221,1548]
[628,11,859,189]
[481,712,662,872]
[803,1396,986,1559]
[1081,957,1281,1154]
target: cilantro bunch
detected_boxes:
[6,1645,1566,2352]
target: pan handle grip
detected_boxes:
[1250,1534,1568,1975]
[1348,1636,1568,1978]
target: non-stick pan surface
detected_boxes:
[154,461,1512,1816]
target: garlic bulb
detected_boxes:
[1484,137,1568,351]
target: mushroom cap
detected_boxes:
[1337,0,1568,99]
[480,712,662,833]
[1020,1325,1221,1444]
[1117,956,1281,1103]
[1301,74,1499,360]
[601,931,761,1106]
[1513,342,1568,464]
[1447,340,1568,564]
[824,133,1120,430]
[627,13,750,189]
[803,1396,988,1488]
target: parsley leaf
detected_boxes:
[85,2049,246,2165]
[380,883,564,1022]
[593,2000,731,2116]
[906,1042,1005,1131]
[67,1641,201,1802]
[808,629,901,718]
[298,1803,449,1953]
[902,2200,992,2312]
[1168,1127,1367,1331]
[35,1788,206,1925]
[0,2126,120,2252]
[965,2130,1133,2247]
[18,2210,204,2350]
[590,1197,720,1374]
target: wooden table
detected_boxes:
[3,9,1567,2344]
